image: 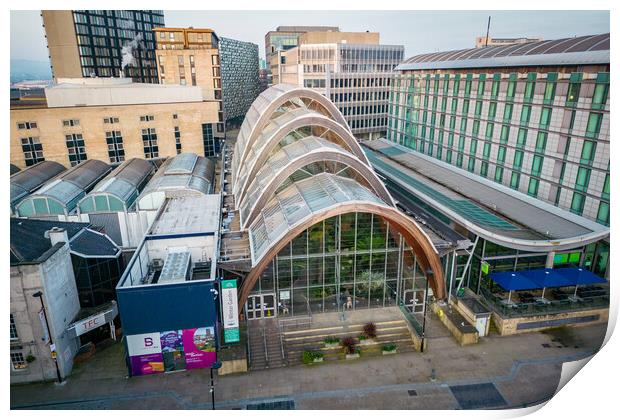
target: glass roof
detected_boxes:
[10,161,66,205]
[249,173,385,264]
[61,160,111,191]
[84,158,154,205]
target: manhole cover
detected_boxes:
[407,390,418,396]
[449,383,507,409]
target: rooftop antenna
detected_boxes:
[485,16,491,47]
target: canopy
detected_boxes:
[489,267,607,291]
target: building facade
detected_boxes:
[279,32,404,141]
[386,33,610,225]
[10,78,220,168]
[219,37,261,125]
[42,10,164,83]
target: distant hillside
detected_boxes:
[11,59,52,83]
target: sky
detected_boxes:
[11,10,610,63]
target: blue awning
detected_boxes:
[489,267,606,291]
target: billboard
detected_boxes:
[127,332,164,376]
[182,327,217,370]
[160,330,185,372]
[221,279,240,343]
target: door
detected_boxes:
[246,294,277,320]
[403,289,425,313]
[246,295,261,320]
[261,294,276,318]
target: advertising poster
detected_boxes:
[182,327,216,370]
[127,332,164,376]
[221,280,240,343]
[160,330,185,372]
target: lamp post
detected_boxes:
[210,361,222,410]
[420,270,432,353]
[32,291,63,383]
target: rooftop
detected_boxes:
[10,161,66,208]
[149,195,221,237]
[397,33,610,71]
[364,139,608,252]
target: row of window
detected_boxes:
[17,114,180,131]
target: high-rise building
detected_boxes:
[279,31,403,140]
[265,26,340,85]
[219,37,261,125]
[41,10,164,83]
[386,33,610,226]
[475,36,543,49]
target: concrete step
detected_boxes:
[281,320,407,337]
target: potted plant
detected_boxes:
[26,354,36,363]
[324,336,340,349]
[382,343,397,355]
[341,336,359,359]
[302,350,324,364]
[363,322,377,340]
[358,334,371,345]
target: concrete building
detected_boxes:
[10,77,220,168]
[278,32,403,140]
[41,10,164,83]
[219,37,261,125]
[475,36,543,49]
[387,33,610,226]
[265,26,340,85]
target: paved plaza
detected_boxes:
[10,321,607,410]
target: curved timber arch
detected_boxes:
[233,85,350,182]
[240,149,395,229]
[239,203,445,314]
[234,115,369,203]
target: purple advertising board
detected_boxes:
[182,327,216,369]
[129,353,164,376]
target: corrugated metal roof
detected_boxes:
[397,33,610,71]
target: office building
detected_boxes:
[278,31,404,140]
[475,36,543,49]
[42,10,164,83]
[219,37,261,125]
[387,33,610,225]
[265,26,340,84]
[10,77,221,168]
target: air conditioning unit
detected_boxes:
[152,258,164,269]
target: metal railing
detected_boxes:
[262,327,268,366]
[398,300,424,336]
[479,287,610,318]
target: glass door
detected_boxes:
[403,289,425,313]
[261,294,276,318]
[246,295,261,320]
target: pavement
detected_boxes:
[10,321,608,410]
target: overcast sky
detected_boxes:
[11,10,609,62]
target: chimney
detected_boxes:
[47,227,69,246]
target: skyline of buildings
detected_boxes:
[9,10,612,409]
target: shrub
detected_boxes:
[363,322,377,339]
[341,336,357,354]
[324,336,340,345]
[382,343,397,352]
[26,354,36,363]
[302,350,324,364]
[358,334,367,341]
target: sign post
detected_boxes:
[221,280,240,343]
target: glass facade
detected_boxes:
[249,212,429,317]
[387,69,610,224]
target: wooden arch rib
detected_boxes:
[235,115,368,203]
[234,87,350,182]
[240,150,395,229]
[238,203,445,314]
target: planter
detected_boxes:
[359,339,376,346]
[324,342,340,349]
[313,357,324,363]
[345,353,360,360]
[382,350,397,355]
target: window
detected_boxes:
[499,125,509,144]
[62,119,80,127]
[580,140,596,165]
[17,122,37,130]
[488,102,497,119]
[174,126,182,154]
[570,192,586,215]
[585,113,603,138]
[497,146,506,163]
[65,133,87,166]
[474,101,482,117]
[485,123,494,140]
[524,73,536,101]
[173,114,178,119]
[516,128,527,148]
[494,166,504,183]
[574,167,591,192]
[513,150,524,169]
[11,352,27,370]
[506,74,517,99]
[597,202,609,226]
[531,155,543,176]
[510,172,520,189]
[142,128,158,158]
[140,115,155,122]
[543,73,557,104]
[103,117,119,124]
[480,161,488,177]
[535,132,547,153]
[539,107,552,128]
[482,142,491,159]
[10,314,18,341]
[601,174,610,200]
[591,73,609,109]
[520,105,531,124]
[202,123,216,157]
[106,131,125,163]
[20,137,44,167]
[566,73,582,106]
[528,178,539,197]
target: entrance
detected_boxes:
[403,289,425,313]
[246,294,276,320]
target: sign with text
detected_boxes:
[127,332,164,375]
[221,280,240,343]
[182,327,216,369]
[74,313,107,337]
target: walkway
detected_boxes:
[11,322,607,410]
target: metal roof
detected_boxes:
[364,139,609,252]
[10,161,66,207]
[397,33,610,71]
[10,164,20,175]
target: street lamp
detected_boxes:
[210,361,222,410]
[32,291,63,383]
[420,269,432,353]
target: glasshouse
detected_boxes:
[10,160,66,214]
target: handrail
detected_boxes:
[245,319,251,367]
[262,326,268,366]
[278,322,286,362]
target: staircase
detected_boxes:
[247,318,286,370]
[282,319,417,366]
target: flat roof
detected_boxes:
[149,195,221,237]
[364,139,609,252]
